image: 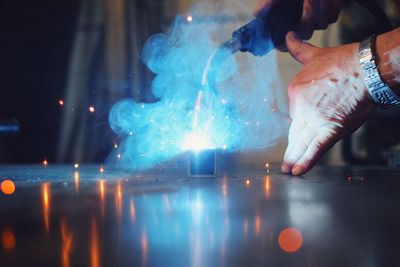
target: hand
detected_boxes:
[296,0,347,40]
[281,32,377,176]
[255,0,347,40]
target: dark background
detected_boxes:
[0,0,80,162]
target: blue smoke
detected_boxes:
[108,1,288,170]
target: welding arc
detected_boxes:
[201,38,241,95]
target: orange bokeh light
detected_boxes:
[1,180,15,195]
[278,227,303,253]
[1,228,16,251]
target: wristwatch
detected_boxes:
[359,35,400,109]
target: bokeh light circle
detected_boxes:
[1,180,15,195]
[278,227,303,253]
[1,228,16,251]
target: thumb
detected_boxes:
[285,31,320,64]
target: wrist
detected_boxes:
[359,34,400,109]
[375,29,400,95]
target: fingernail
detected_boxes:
[281,163,291,174]
[287,31,298,41]
[287,31,295,41]
[292,165,302,176]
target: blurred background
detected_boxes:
[0,0,400,167]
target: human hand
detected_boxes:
[255,0,347,40]
[281,32,377,176]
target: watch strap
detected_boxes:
[359,35,400,109]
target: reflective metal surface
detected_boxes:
[1,164,400,266]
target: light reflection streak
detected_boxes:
[115,181,122,220]
[255,214,261,236]
[265,175,271,199]
[141,231,148,267]
[99,180,105,218]
[42,183,50,232]
[130,199,136,222]
[74,171,79,193]
[61,220,74,267]
[222,175,228,197]
[90,218,100,267]
[243,217,249,238]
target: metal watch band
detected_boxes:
[359,35,400,109]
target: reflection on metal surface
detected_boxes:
[91,218,100,267]
[1,227,16,251]
[141,231,148,267]
[130,199,136,222]
[243,217,249,237]
[222,174,228,197]
[42,183,50,232]
[74,171,79,193]
[255,214,261,236]
[60,220,73,267]
[278,227,303,253]
[265,175,271,199]
[99,180,105,218]
[115,181,122,220]
[4,165,399,266]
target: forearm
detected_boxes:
[376,27,400,95]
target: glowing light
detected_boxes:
[89,106,95,113]
[255,214,261,235]
[141,231,148,266]
[43,159,48,166]
[1,228,16,251]
[74,171,79,192]
[99,180,105,200]
[74,163,79,169]
[115,181,122,219]
[222,175,228,197]
[278,227,303,253]
[243,217,249,236]
[99,166,104,174]
[117,153,121,159]
[99,180,105,218]
[245,179,251,187]
[182,132,213,151]
[1,180,15,195]
[130,199,136,222]
[90,218,100,267]
[186,15,193,22]
[265,175,271,198]
[59,99,64,106]
[42,183,50,232]
[61,220,73,267]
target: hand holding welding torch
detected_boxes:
[254,0,347,42]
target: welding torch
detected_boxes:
[222,0,304,57]
[222,0,392,57]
